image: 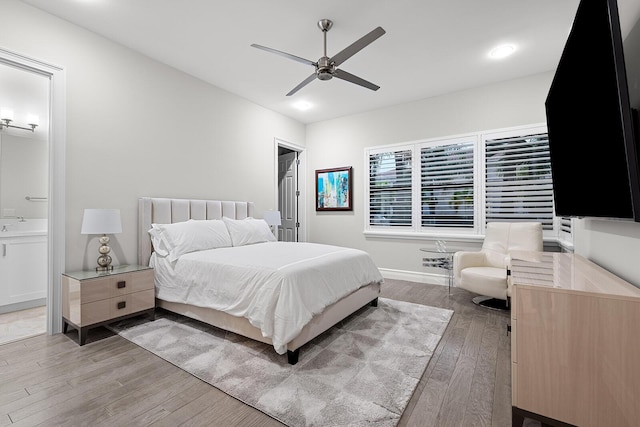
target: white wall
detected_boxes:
[573,218,640,286]
[1,0,305,272]
[305,72,640,287]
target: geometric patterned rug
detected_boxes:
[109,298,453,427]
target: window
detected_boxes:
[420,140,475,228]
[484,132,554,230]
[557,216,573,247]
[365,124,568,240]
[368,147,413,227]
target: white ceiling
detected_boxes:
[19,0,640,124]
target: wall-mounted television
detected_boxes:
[545,0,640,221]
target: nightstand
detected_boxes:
[61,265,155,345]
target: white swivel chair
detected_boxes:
[453,222,543,310]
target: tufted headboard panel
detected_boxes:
[137,197,255,266]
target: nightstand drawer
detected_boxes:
[79,270,154,304]
[80,289,155,326]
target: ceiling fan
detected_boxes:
[251,19,386,96]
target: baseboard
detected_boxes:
[378,268,449,286]
[0,298,46,315]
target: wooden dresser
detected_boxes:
[62,265,155,345]
[509,252,640,427]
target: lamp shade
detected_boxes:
[81,209,122,235]
[263,210,282,226]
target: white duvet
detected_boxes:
[151,241,383,354]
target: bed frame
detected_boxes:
[137,197,381,364]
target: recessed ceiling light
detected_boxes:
[293,101,312,111]
[489,44,516,59]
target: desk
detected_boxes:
[420,249,455,292]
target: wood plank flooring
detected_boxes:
[0,280,511,426]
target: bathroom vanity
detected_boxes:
[0,220,47,314]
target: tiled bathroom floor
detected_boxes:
[0,305,46,345]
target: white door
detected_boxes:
[278,151,298,242]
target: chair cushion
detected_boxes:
[459,266,508,300]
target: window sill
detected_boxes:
[363,229,570,250]
[362,229,484,244]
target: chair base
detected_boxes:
[472,296,510,312]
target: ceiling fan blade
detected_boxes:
[286,73,317,96]
[333,69,380,91]
[250,44,316,66]
[330,27,386,67]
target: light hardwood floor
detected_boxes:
[0,306,46,346]
[0,280,511,426]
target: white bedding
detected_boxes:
[151,241,383,354]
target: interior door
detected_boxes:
[278,150,298,241]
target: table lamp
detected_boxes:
[81,208,122,271]
[263,210,282,236]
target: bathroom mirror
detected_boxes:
[0,62,49,220]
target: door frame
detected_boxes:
[0,48,66,335]
[274,138,306,242]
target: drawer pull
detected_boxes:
[117,281,126,289]
[117,301,126,310]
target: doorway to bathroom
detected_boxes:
[0,61,50,344]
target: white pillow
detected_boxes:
[148,219,232,261]
[148,224,171,257]
[222,217,277,246]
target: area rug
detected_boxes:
[109,298,453,427]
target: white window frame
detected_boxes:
[364,123,567,242]
[480,124,555,238]
[364,143,416,233]
[418,135,481,235]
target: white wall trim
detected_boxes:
[364,229,485,243]
[0,47,66,335]
[379,267,448,286]
[274,138,307,242]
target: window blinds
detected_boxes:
[421,142,474,228]
[368,149,412,226]
[485,133,554,229]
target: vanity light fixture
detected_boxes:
[0,109,39,132]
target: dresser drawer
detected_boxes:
[79,270,154,304]
[79,289,155,326]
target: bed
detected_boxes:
[137,197,383,364]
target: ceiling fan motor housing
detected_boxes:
[316,56,334,80]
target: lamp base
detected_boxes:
[96,235,113,272]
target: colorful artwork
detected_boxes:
[316,167,353,211]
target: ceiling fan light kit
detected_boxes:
[251,19,385,96]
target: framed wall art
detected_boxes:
[316,166,353,211]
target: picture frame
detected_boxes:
[316,166,353,211]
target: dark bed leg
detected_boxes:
[370,297,378,307]
[287,349,299,365]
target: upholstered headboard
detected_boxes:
[137,197,255,266]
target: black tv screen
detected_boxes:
[545,0,640,221]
